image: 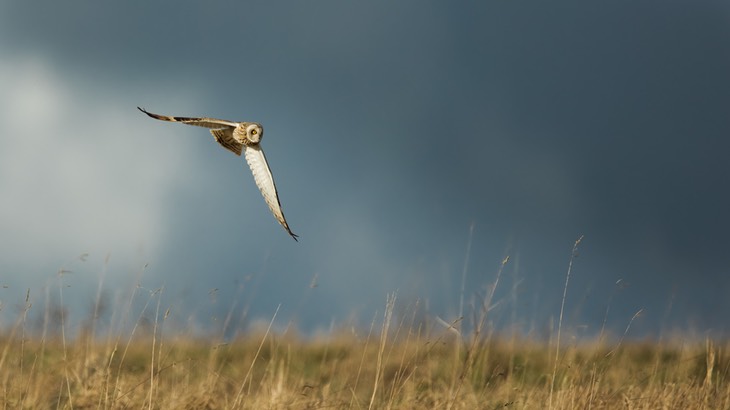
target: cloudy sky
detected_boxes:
[1,1,728,338]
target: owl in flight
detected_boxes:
[138,107,298,241]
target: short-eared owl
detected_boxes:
[138,107,298,241]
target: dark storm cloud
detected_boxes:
[1,1,729,336]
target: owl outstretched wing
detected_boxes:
[138,107,243,155]
[244,145,298,240]
[137,107,238,129]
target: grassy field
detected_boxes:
[0,299,727,409]
[2,244,727,409]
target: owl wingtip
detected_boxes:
[285,228,299,241]
[137,106,153,117]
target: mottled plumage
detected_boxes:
[138,107,298,240]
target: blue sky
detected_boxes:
[1,1,729,337]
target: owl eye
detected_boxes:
[251,129,258,136]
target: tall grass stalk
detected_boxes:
[368,293,396,410]
[232,303,281,407]
[549,234,583,410]
[449,255,509,409]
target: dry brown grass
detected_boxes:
[3,242,726,409]
[0,312,728,409]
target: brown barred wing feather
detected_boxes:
[137,107,238,129]
[210,129,243,156]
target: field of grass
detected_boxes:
[0,297,727,409]
[2,242,727,409]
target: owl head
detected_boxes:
[235,123,263,145]
[246,123,263,144]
